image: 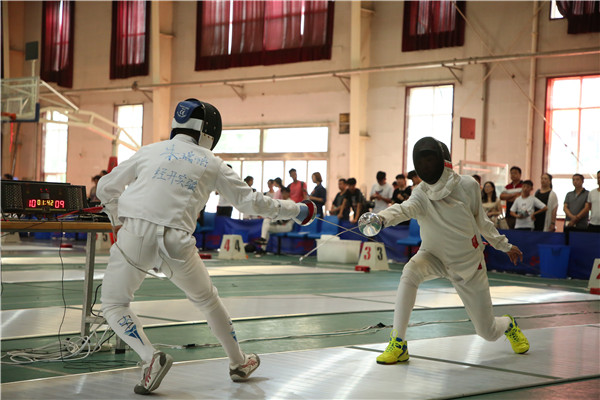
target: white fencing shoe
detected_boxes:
[134,351,173,395]
[229,353,260,382]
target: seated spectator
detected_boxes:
[510,180,547,231]
[472,174,482,189]
[330,178,349,221]
[369,171,393,213]
[482,181,502,227]
[534,173,558,232]
[501,166,523,229]
[89,175,102,204]
[217,164,234,217]
[588,171,600,232]
[264,179,275,198]
[407,170,421,189]
[392,174,411,205]
[340,177,366,224]
[256,187,294,247]
[308,172,327,218]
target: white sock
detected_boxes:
[205,300,245,366]
[392,279,419,340]
[103,306,155,362]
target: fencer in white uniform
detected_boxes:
[358,137,529,365]
[97,99,316,395]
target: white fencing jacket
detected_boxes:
[97,135,300,234]
[378,168,512,281]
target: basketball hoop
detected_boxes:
[1,112,17,122]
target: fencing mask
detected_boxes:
[413,137,452,185]
[170,99,222,150]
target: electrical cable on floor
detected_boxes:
[151,309,599,350]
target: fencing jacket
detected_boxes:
[97,135,300,233]
[378,167,512,281]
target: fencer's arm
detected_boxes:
[377,193,423,227]
[96,152,140,227]
[215,162,299,220]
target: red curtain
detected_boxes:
[196,0,334,71]
[41,1,75,88]
[402,1,465,52]
[110,0,151,79]
[556,1,600,34]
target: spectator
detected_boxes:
[89,175,102,203]
[264,179,275,199]
[273,177,284,200]
[370,171,394,213]
[288,168,308,203]
[308,172,327,218]
[472,174,482,189]
[510,180,548,231]
[534,173,558,232]
[330,178,349,221]
[2,173,14,180]
[407,170,421,188]
[244,176,256,192]
[481,181,502,227]
[392,174,411,205]
[500,166,523,229]
[564,173,590,236]
[588,171,600,232]
[340,177,366,224]
[100,169,109,176]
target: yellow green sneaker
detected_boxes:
[376,331,409,364]
[504,314,529,354]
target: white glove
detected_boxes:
[358,212,385,236]
[292,200,317,226]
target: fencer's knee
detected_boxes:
[186,284,221,312]
[400,267,425,288]
[101,302,129,318]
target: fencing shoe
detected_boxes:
[134,351,174,395]
[376,331,409,364]
[230,353,261,382]
[504,315,530,354]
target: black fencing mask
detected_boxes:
[413,137,451,185]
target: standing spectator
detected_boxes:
[89,175,102,203]
[340,177,366,224]
[272,177,284,200]
[308,172,327,218]
[264,179,275,198]
[588,171,600,232]
[244,176,255,191]
[482,181,502,227]
[533,173,558,232]
[510,180,547,231]
[330,178,349,221]
[288,168,308,203]
[392,174,412,205]
[370,171,394,213]
[564,174,590,244]
[407,170,421,189]
[500,166,523,229]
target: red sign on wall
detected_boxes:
[460,117,476,140]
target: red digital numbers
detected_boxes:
[55,200,65,209]
[29,199,37,207]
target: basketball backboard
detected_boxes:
[1,77,40,122]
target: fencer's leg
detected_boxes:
[101,244,156,362]
[164,229,245,365]
[392,252,437,339]
[452,262,510,341]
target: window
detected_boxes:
[195,0,335,71]
[554,1,600,34]
[206,126,329,218]
[116,104,144,163]
[110,0,150,79]
[43,111,68,182]
[41,0,75,88]
[402,1,466,52]
[405,85,454,172]
[545,75,600,213]
[550,0,565,19]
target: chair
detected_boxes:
[287,219,321,239]
[271,223,301,255]
[196,212,216,250]
[396,219,421,260]
[307,215,339,239]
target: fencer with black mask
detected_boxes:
[359,137,528,365]
[97,99,316,395]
